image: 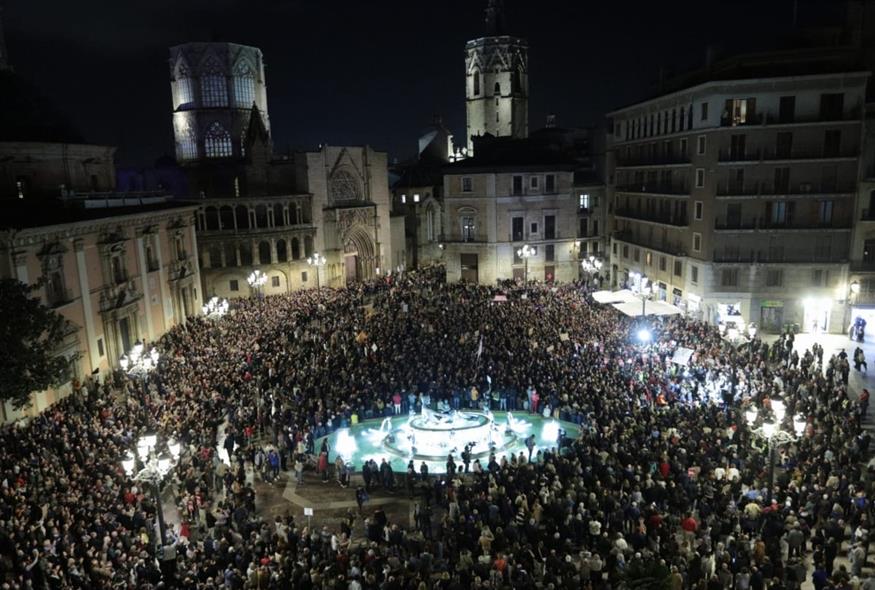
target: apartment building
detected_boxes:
[608,53,868,333]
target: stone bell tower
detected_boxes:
[464,0,529,154]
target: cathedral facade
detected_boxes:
[168,42,399,298]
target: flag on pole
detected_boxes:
[476,334,483,360]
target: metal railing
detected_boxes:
[615,183,690,196]
[614,208,689,226]
[716,181,856,196]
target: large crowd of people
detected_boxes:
[0,265,873,589]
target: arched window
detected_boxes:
[426,207,435,242]
[274,203,285,227]
[255,204,268,228]
[176,77,194,108]
[291,237,301,260]
[235,205,250,229]
[473,71,481,96]
[276,239,288,262]
[205,122,232,158]
[220,206,235,229]
[200,59,228,107]
[176,121,197,161]
[205,207,220,231]
[239,243,253,266]
[232,61,256,108]
[304,235,314,258]
[258,241,271,264]
[494,82,501,96]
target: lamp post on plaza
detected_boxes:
[516,244,535,284]
[121,434,181,558]
[247,269,267,297]
[629,272,652,317]
[307,252,327,289]
[201,296,229,319]
[581,256,603,286]
[119,341,160,395]
[745,401,805,504]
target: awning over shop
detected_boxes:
[611,299,683,317]
[592,289,637,304]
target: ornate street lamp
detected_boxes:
[307,252,327,289]
[516,244,535,283]
[201,296,229,319]
[247,269,267,297]
[745,403,805,504]
[119,341,160,394]
[122,434,182,560]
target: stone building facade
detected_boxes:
[0,202,201,422]
[195,145,397,298]
[608,58,868,333]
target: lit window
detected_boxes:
[579,193,590,209]
[413,194,420,203]
[205,122,232,158]
[178,125,197,160]
[201,72,228,107]
[233,61,256,108]
[401,194,407,204]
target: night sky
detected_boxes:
[3,0,846,167]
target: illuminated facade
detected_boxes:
[608,57,868,333]
[0,200,201,422]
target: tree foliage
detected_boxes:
[0,278,75,409]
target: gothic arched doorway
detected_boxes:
[343,227,375,283]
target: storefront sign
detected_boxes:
[761,300,784,308]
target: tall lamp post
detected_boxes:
[516,244,535,284]
[247,269,267,297]
[629,272,652,317]
[307,252,327,289]
[201,296,229,319]
[581,256,603,286]
[745,400,805,504]
[119,341,160,394]
[121,435,181,558]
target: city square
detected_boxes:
[2,1,875,589]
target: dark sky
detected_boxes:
[3,0,846,167]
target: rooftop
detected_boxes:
[0,197,195,231]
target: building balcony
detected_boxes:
[714,218,758,231]
[720,146,856,164]
[760,147,858,161]
[717,148,762,163]
[714,217,849,232]
[614,208,689,227]
[715,251,848,264]
[615,183,690,197]
[851,261,875,273]
[716,181,856,198]
[718,108,862,128]
[46,288,75,308]
[612,231,686,257]
[615,154,691,168]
